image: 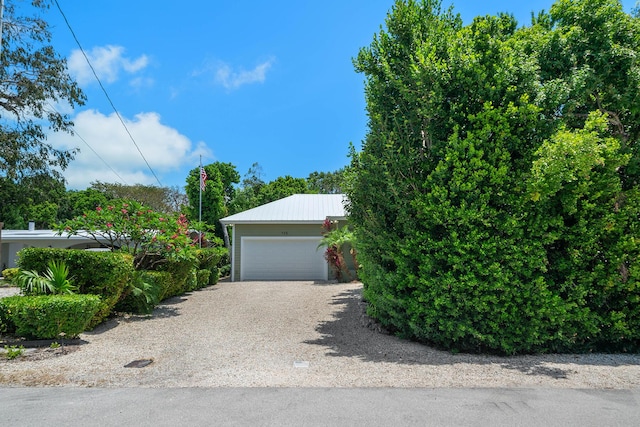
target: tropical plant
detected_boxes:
[116,270,162,314]
[15,260,76,295]
[319,219,357,282]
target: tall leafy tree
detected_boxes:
[57,188,113,223]
[349,0,640,354]
[258,175,309,204]
[307,168,346,194]
[212,162,241,204]
[0,0,85,181]
[89,181,187,214]
[228,162,265,215]
[0,173,66,228]
[185,163,226,239]
[228,164,311,214]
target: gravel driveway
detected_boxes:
[1,280,639,388]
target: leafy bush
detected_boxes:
[0,294,102,339]
[196,269,211,290]
[209,267,220,285]
[195,247,227,285]
[349,0,640,354]
[1,268,20,284]
[17,248,133,327]
[218,264,230,279]
[155,258,198,300]
[0,300,16,334]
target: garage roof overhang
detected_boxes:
[219,194,348,226]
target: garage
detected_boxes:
[220,194,347,282]
[240,237,327,281]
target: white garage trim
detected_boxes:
[240,236,327,281]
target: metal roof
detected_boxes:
[0,230,95,242]
[220,194,348,224]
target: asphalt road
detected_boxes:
[2,387,639,426]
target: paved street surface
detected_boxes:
[2,387,639,426]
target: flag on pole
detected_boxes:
[200,167,207,191]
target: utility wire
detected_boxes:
[53,0,163,187]
[46,102,129,186]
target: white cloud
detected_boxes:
[129,76,155,90]
[49,109,212,189]
[194,58,274,90]
[68,45,149,86]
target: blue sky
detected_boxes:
[43,0,637,190]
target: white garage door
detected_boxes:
[241,237,328,281]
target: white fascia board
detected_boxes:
[218,220,326,226]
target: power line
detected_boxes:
[53,0,163,187]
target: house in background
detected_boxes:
[0,222,105,270]
[220,194,348,281]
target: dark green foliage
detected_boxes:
[0,300,16,334]
[57,188,112,222]
[17,248,133,327]
[0,294,101,339]
[155,258,198,300]
[0,174,66,229]
[196,269,211,290]
[89,182,186,214]
[258,176,309,204]
[194,247,227,286]
[114,271,164,315]
[228,163,315,215]
[350,0,640,354]
[195,247,226,270]
[307,169,347,194]
[185,162,237,240]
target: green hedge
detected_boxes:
[109,249,226,314]
[17,248,134,327]
[155,258,198,300]
[195,269,211,290]
[195,247,227,285]
[0,298,15,334]
[0,294,102,339]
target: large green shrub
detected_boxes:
[17,248,133,327]
[0,294,102,339]
[0,299,15,334]
[196,269,211,290]
[155,258,198,300]
[350,0,640,354]
[194,247,227,286]
[142,271,174,301]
